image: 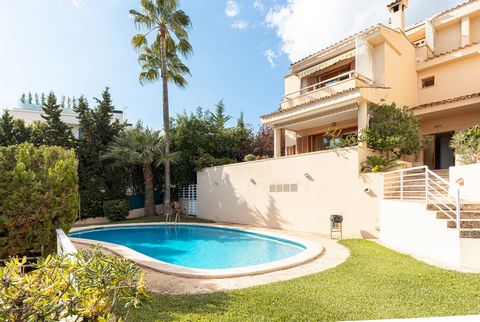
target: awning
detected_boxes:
[297,49,356,79]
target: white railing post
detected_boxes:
[425,169,429,204]
[400,172,404,201]
[456,186,461,231]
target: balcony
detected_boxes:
[280,71,374,110]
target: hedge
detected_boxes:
[0,143,79,257]
[103,199,129,221]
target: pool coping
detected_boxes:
[69,223,325,279]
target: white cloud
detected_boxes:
[265,0,388,62]
[263,49,277,68]
[225,0,240,18]
[253,0,264,11]
[231,20,249,30]
[265,0,462,63]
[71,0,84,7]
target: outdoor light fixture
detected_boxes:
[249,178,256,184]
[304,173,313,181]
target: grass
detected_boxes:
[127,240,480,321]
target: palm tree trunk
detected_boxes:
[143,163,156,216]
[160,24,172,216]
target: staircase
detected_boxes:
[383,166,480,239]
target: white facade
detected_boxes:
[2,102,124,138]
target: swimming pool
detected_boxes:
[69,224,323,278]
[70,224,306,269]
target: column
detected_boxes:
[358,101,368,148]
[461,17,470,47]
[274,128,282,158]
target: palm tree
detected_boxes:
[102,128,179,216]
[130,0,192,216]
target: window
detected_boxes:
[422,76,435,88]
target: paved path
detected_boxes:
[74,226,349,294]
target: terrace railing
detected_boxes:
[382,166,461,230]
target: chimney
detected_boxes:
[387,0,408,31]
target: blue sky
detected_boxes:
[0,0,460,130]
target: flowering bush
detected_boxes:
[0,247,146,321]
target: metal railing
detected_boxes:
[56,229,78,256]
[282,71,374,102]
[382,166,461,230]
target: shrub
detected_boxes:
[0,143,79,257]
[0,247,146,321]
[361,155,398,173]
[450,124,480,165]
[243,154,256,162]
[103,199,130,221]
[361,104,422,158]
[324,128,358,150]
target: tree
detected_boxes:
[450,124,480,164]
[20,93,26,104]
[253,125,274,158]
[103,127,178,216]
[34,93,39,105]
[27,92,33,104]
[41,92,74,147]
[41,93,46,105]
[74,89,126,218]
[0,111,31,146]
[210,100,231,129]
[130,0,193,215]
[361,103,423,158]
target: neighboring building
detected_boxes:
[261,0,480,170]
[2,101,125,138]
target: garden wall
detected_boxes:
[197,147,382,238]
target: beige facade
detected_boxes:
[262,0,480,170]
[198,147,382,238]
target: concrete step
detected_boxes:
[428,204,480,211]
[437,211,480,220]
[460,230,480,239]
[447,220,480,229]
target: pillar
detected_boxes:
[358,101,369,148]
[461,17,470,47]
[274,128,282,158]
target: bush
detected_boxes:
[243,154,256,162]
[450,124,480,165]
[103,199,130,221]
[361,104,422,157]
[0,143,79,257]
[361,155,398,173]
[0,247,146,321]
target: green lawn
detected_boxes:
[128,240,480,322]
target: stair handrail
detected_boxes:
[383,166,461,231]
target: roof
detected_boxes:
[424,41,480,61]
[290,24,381,67]
[432,0,478,19]
[261,88,358,119]
[291,0,479,68]
[410,92,480,111]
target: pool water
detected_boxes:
[69,225,306,269]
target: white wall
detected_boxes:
[380,200,460,267]
[197,147,382,238]
[449,163,480,201]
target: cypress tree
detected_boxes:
[34,93,39,105]
[41,92,73,147]
[27,92,33,104]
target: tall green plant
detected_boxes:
[0,144,79,256]
[361,103,423,158]
[450,124,480,164]
[0,111,31,146]
[41,92,74,147]
[130,0,193,216]
[103,127,179,216]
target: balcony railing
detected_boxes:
[282,71,373,102]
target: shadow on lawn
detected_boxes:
[130,291,230,321]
